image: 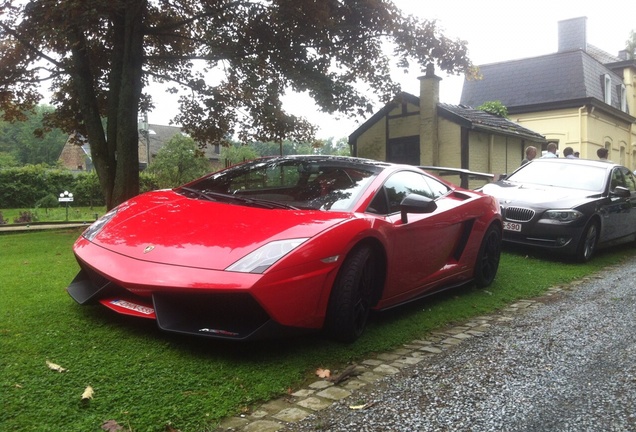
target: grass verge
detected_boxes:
[1,207,106,224]
[1,229,634,431]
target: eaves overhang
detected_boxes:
[508,98,636,124]
[438,106,547,143]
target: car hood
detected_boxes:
[82,190,350,270]
[482,182,600,208]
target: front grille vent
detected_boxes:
[504,206,535,222]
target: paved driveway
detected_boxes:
[220,254,636,432]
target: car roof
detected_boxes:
[252,155,398,169]
[527,158,622,170]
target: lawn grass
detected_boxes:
[1,206,106,224]
[1,229,634,431]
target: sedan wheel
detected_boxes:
[325,245,376,343]
[576,222,598,263]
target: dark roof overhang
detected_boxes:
[507,97,636,124]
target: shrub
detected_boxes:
[477,100,509,118]
[0,211,7,225]
[13,211,36,224]
[36,193,60,209]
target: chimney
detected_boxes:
[558,17,587,53]
[419,64,441,166]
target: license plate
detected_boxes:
[503,221,522,232]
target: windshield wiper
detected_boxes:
[178,187,218,202]
[180,188,298,209]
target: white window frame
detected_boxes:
[620,84,627,112]
[604,74,612,105]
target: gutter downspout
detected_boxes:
[578,105,586,156]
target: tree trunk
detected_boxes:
[108,0,145,209]
[70,1,146,210]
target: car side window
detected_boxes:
[622,168,636,192]
[610,168,626,191]
[422,176,450,198]
[371,171,437,215]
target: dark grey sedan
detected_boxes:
[481,158,636,262]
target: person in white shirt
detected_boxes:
[541,142,558,158]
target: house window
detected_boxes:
[603,74,612,105]
[619,84,627,112]
[387,136,420,165]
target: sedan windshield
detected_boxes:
[177,158,381,211]
[507,161,607,192]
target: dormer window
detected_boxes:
[619,84,627,112]
[603,74,612,105]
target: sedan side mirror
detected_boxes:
[400,193,437,223]
[611,186,631,198]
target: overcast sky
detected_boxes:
[147,0,634,140]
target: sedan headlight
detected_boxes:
[82,208,119,241]
[226,238,309,274]
[542,209,584,222]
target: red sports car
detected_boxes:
[67,156,502,342]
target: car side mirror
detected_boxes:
[611,186,631,198]
[400,193,437,223]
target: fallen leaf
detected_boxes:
[101,420,124,431]
[46,360,67,373]
[81,386,94,401]
[349,401,376,410]
[315,368,331,379]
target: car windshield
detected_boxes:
[176,158,381,211]
[506,161,607,191]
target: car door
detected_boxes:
[371,171,466,302]
[603,167,635,240]
[617,168,636,237]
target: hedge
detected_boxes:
[0,165,103,208]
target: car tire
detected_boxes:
[576,221,599,263]
[325,245,376,343]
[474,224,502,288]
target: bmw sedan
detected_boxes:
[481,158,636,262]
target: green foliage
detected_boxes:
[1,230,634,431]
[147,134,211,188]
[221,144,260,166]
[627,29,636,60]
[73,171,105,207]
[140,170,160,193]
[2,206,106,223]
[0,105,67,166]
[0,211,7,224]
[0,1,474,209]
[0,165,106,208]
[315,137,351,156]
[477,100,509,118]
[0,152,19,168]
[0,164,74,207]
[35,193,60,209]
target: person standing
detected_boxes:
[597,148,609,160]
[563,147,576,159]
[521,146,537,165]
[541,142,558,158]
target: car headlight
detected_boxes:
[542,209,583,222]
[226,238,309,274]
[82,208,119,241]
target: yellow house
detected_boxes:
[349,67,547,187]
[461,17,636,168]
